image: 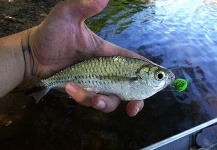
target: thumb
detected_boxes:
[67,0,109,19]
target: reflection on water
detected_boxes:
[86,0,154,35]
[1,0,217,149]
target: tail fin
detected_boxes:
[24,77,50,103]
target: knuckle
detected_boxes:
[100,95,120,112]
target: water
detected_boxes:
[88,0,217,120]
[1,0,217,149]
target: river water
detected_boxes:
[1,0,217,149]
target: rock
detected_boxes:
[5,120,13,127]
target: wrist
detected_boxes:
[21,27,34,78]
[0,30,29,97]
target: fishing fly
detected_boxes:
[173,78,189,92]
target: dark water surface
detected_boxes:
[1,0,217,149]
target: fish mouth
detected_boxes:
[162,72,175,88]
[169,72,175,83]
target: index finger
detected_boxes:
[97,39,151,61]
[65,82,121,113]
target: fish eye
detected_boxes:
[155,71,165,80]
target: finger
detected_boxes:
[66,82,121,112]
[97,40,153,62]
[65,82,96,106]
[91,95,120,113]
[126,100,144,117]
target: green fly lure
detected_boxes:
[173,78,189,92]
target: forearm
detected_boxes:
[0,30,30,98]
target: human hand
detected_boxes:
[27,0,146,116]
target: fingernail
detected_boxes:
[66,83,77,94]
[134,107,142,115]
[129,107,139,117]
[135,107,140,114]
[93,100,106,110]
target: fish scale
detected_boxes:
[26,56,175,102]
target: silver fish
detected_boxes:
[26,56,175,102]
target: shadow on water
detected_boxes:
[1,0,217,149]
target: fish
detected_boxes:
[26,56,175,102]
